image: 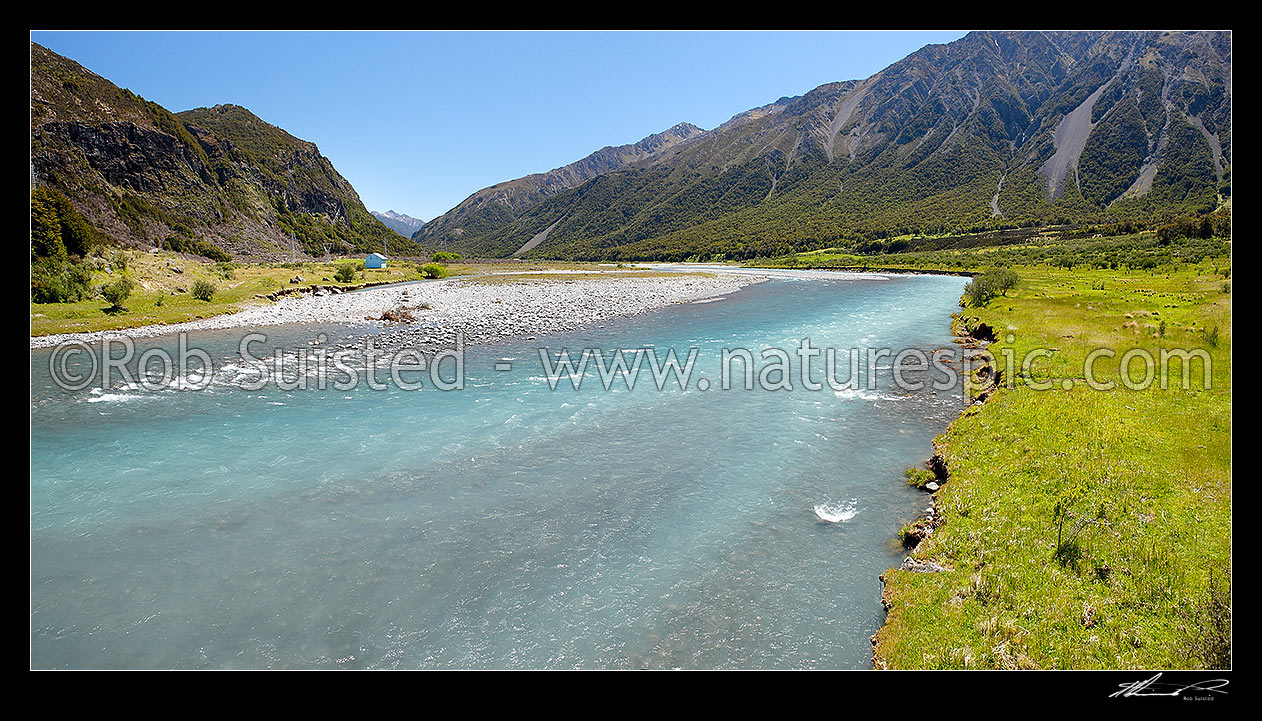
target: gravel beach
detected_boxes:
[30,272,764,350]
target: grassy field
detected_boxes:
[866,261,1231,669]
[29,252,623,337]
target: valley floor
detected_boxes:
[31,255,760,351]
[30,251,662,340]
[30,242,1232,670]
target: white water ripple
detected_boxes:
[813,499,859,523]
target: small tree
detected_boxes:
[31,194,68,263]
[963,276,994,307]
[964,268,1020,307]
[102,278,135,311]
[988,268,1019,296]
[31,187,99,262]
[334,263,357,283]
[192,279,217,302]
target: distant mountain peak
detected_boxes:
[371,210,426,238]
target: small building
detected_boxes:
[365,253,388,269]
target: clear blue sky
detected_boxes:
[31,30,967,221]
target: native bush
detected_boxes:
[102,277,135,311]
[191,279,217,301]
[420,262,448,279]
[334,263,357,283]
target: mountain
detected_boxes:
[30,42,414,260]
[424,31,1230,261]
[371,209,425,237]
[413,122,705,252]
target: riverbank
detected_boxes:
[31,271,763,350]
[29,249,647,339]
[870,262,1231,669]
[29,250,441,339]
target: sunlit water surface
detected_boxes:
[31,273,967,668]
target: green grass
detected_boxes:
[30,250,430,336]
[870,261,1231,669]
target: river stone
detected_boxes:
[901,557,948,574]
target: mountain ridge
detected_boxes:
[412,121,705,246]
[31,32,1230,264]
[423,30,1230,261]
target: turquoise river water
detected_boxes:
[31,271,967,668]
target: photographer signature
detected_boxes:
[1110,673,1228,698]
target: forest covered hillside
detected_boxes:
[421,31,1229,261]
[31,42,411,262]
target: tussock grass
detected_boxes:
[30,250,434,336]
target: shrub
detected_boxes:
[1051,483,1105,570]
[191,279,217,302]
[432,251,462,262]
[1201,323,1220,348]
[420,262,448,279]
[31,257,93,303]
[334,263,357,283]
[102,278,135,311]
[1178,568,1231,669]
